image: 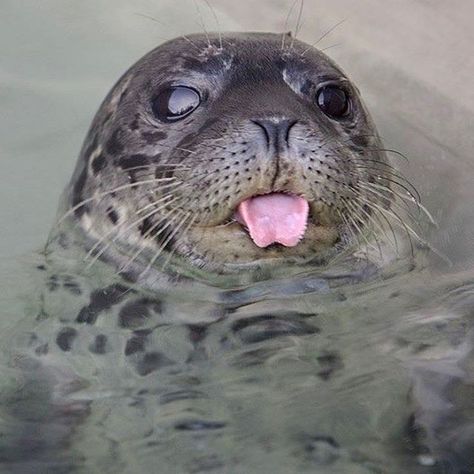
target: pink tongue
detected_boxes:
[236,193,309,248]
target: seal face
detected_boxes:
[67,32,395,275]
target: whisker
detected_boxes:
[345,175,408,213]
[76,180,185,248]
[140,211,191,276]
[349,154,416,181]
[356,181,424,230]
[340,199,379,256]
[301,18,346,56]
[349,156,404,174]
[161,213,198,271]
[84,194,182,268]
[370,147,410,163]
[193,0,211,48]
[320,43,342,52]
[359,197,416,257]
[337,208,362,251]
[118,206,186,274]
[56,177,180,226]
[118,163,189,171]
[203,0,222,49]
[98,163,190,178]
[136,184,192,214]
[368,181,436,226]
[282,0,299,50]
[290,0,305,49]
[345,194,399,254]
[133,12,202,52]
[348,163,415,192]
[350,163,421,204]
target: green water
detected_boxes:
[1,1,474,473]
[1,245,472,473]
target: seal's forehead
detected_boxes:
[162,31,288,57]
[142,32,344,80]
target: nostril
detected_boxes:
[251,119,297,148]
[252,119,273,147]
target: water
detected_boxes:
[1,1,474,473]
[2,244,472,473]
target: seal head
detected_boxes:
[67,32,393,276]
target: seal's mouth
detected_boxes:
[234,193,309,248]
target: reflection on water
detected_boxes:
[0,246,473,474]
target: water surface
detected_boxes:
[1,1,474,473]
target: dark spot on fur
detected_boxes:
[413,342,432,354]
[174,420,226,431]
[404,413,433,460]
[47,275,60,292]
[89,334,107,354]
[141,130,166,143]
[335,292,347,302]
[352,134,370,147]
[231,347,277,368]
[56,327,78,352]
[76,284,130,324]
[124,331,149,356]
[118,154,150,170]
[174,118,219,162]
[106,129,124,155]
[91,154,106,174]
[64,284,82,296]
[136,351,173,376]
[231,314,319,344]
[35,343,49,356]
[139,217,154,236]
[130,114,140,131]
[151,216,177,251]
[118,298,161,329]
[187,325,207,344]
[107,207,119,224]
[156,159,182,181]
[317,352,343,381]
[62,277,82,295]
[36,265,46,271]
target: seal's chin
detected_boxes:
[234,193,309,248]
[183,193,341,272]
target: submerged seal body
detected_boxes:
[66,32,405,280]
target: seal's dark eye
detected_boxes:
[316,86,350,119]
[152,86,200,122]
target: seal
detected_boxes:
[8,32,471,474]
[63,31,418,280]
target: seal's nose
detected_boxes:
[252,119,296,150]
